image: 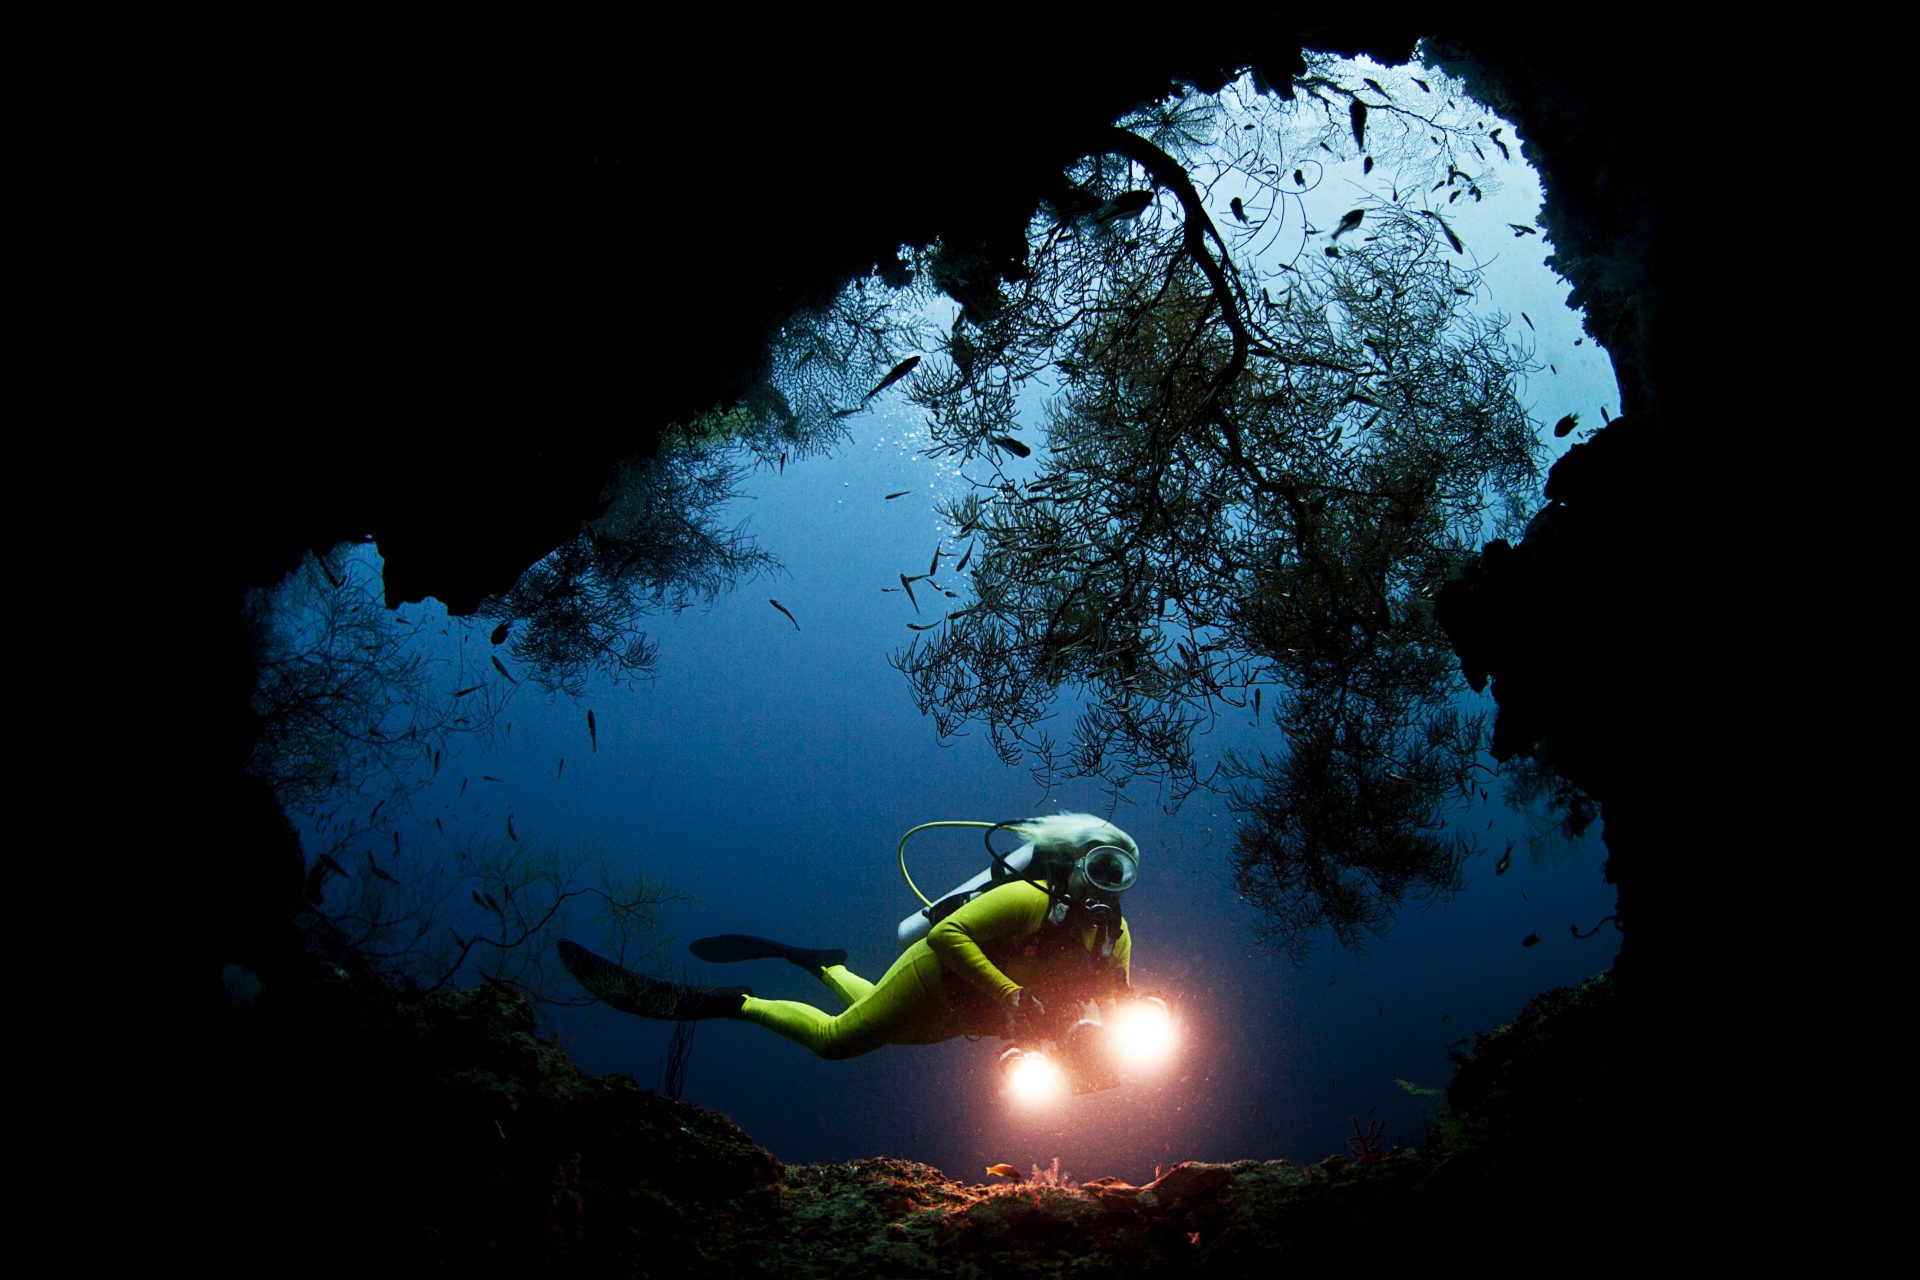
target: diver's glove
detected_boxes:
[1002,988,1047,1043]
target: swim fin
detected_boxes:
[558,939,749,1020]
[689,934,848,972]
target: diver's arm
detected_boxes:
[927,880,1050,1002]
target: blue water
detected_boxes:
[276,56,1622,1186]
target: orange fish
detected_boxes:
[985,1164,1022,1182]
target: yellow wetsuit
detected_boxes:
[739,880,1132,1060]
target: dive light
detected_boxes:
[998,993,1177,1102]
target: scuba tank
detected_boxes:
[895,827,1038,948]
[893,815,1138,950]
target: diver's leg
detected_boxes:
[816,964,875,1006]
[687,934,870,1006]
[740,943,960,1060]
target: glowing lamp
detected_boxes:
[1111,996,1176,1069]
[999,1046,1067,1103]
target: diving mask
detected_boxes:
[1076,845,1138,894]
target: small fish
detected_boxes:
[453,684,483,699]
[1422,210,1463,254]
[928,545,942,577]
[1470,141,1484,160]
[779,451,787,475]
[1350,99,1367,149]
[1320,141,1334,154]
[1230,196,1248,224]
[985,1164,1023,1182]
[557,757,565,779]
[1324,246,1341,258]
[1601,405,1613,423]
[990,435,1031,458]
[1522,312,1534,331]
[1574,337,1584,346]
[1363,77,1388,98]
[769,599,801,632]
[489,620,509,646]
[365,850,399,885]
[1510,223,1537,237]
[884,490,911,500]
[1454,287,1473,297]
[491,655,517,684]
[393,831,400,857]
[1521,932,1540,948]
[1550,364,1557,375]
[1091,190,1152,225]
[1253,688,1261,717]
[900,575,920,613]
[1294,169,1306,187]
[1412,77,1431,93]
[1331,209,1364,240]
[863,355,922,400]
[485,891,503,914]
[1363,155,1373,174]
[459,778,468,798]
[1489,128,1510,161]
[1495,843,1512,875]
[483,775,502,783]
[507,814,518,842]
[588,709,597,751]
[908,622,938,631]
[957,541,975,574]
[434,817,443,834]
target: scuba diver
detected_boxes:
[558,813,1157,1090]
